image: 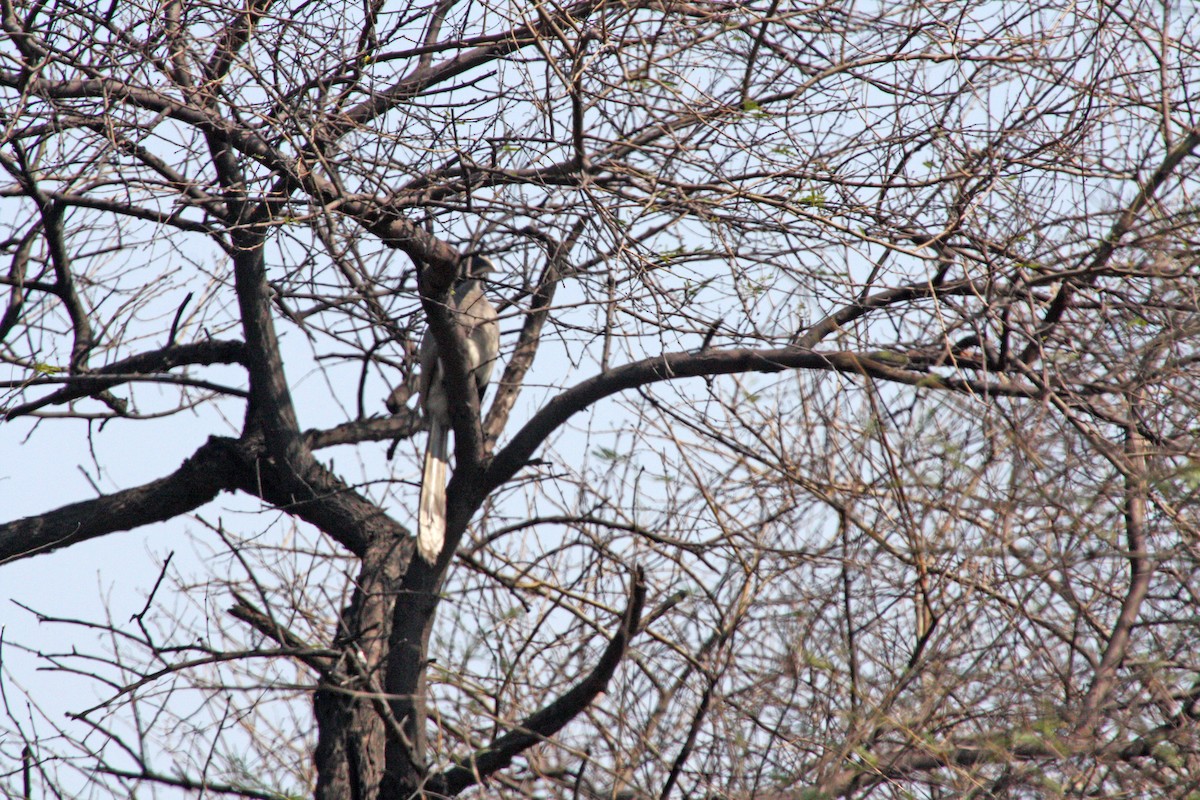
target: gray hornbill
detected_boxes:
[416,254,499,563]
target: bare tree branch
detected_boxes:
[432,566,647,796]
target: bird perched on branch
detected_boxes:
[416,254,499,563]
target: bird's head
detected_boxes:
[463,253,495,280]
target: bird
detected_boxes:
[416,254,499,563]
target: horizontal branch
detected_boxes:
[340,0,610,132]
[822,719,1200,798]
[487,345,1039,494]
[0,186,220,237]
[432,566,646,796]
[304,412,422,450]
[0,417,416,564]
[0,436,236,564]
[3,339,246,419]
[93,767,285,800]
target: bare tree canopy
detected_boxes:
[3,0,1200,797]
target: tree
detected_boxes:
[3,0,1200,797]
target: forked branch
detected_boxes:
[430,566,647,796]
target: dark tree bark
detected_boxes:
[3,2,1200,799]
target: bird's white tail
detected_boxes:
[417,420,449,563]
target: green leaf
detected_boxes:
[658,247,685,263]
[593,447,628,463]
[797,192,826,208]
